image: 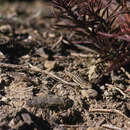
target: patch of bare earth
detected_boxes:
[0,0,130,130]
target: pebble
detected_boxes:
[81,89,98,98]
[48,32,55,38]
[26,95,65,108]
[1,97,8,103]
[0,25,12,34]
[21,113,33,125]
[44,60,56,71]
[0,51,5,59]
[88,65,99,83]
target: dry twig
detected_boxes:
[105,83,130,99]
[102,124,125,130]
[0,63,77,86]
[59,124,87,128]
[89,108,130,120]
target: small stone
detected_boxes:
[81,89,88,98]
[48,33,55,38]
[81,89,98,98]
[0,51,5,59]
[0,25,12,34]
[21,113,33,125]
[44,60,56,71]
[88,65,98,82]
[1,97,8,103]
[26,95,65,108]
[100,85,105,90]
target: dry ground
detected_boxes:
[0,0,130,130]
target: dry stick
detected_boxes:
[0,63,77,86]
[102,124,125,130]
[105,83,130,99]
[59,124,87,128]
[29,64,77,86]
[89,108,130,120]
[51,32,63,49]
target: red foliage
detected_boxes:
[52,0,130,73]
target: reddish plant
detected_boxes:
[52,0,130,73]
